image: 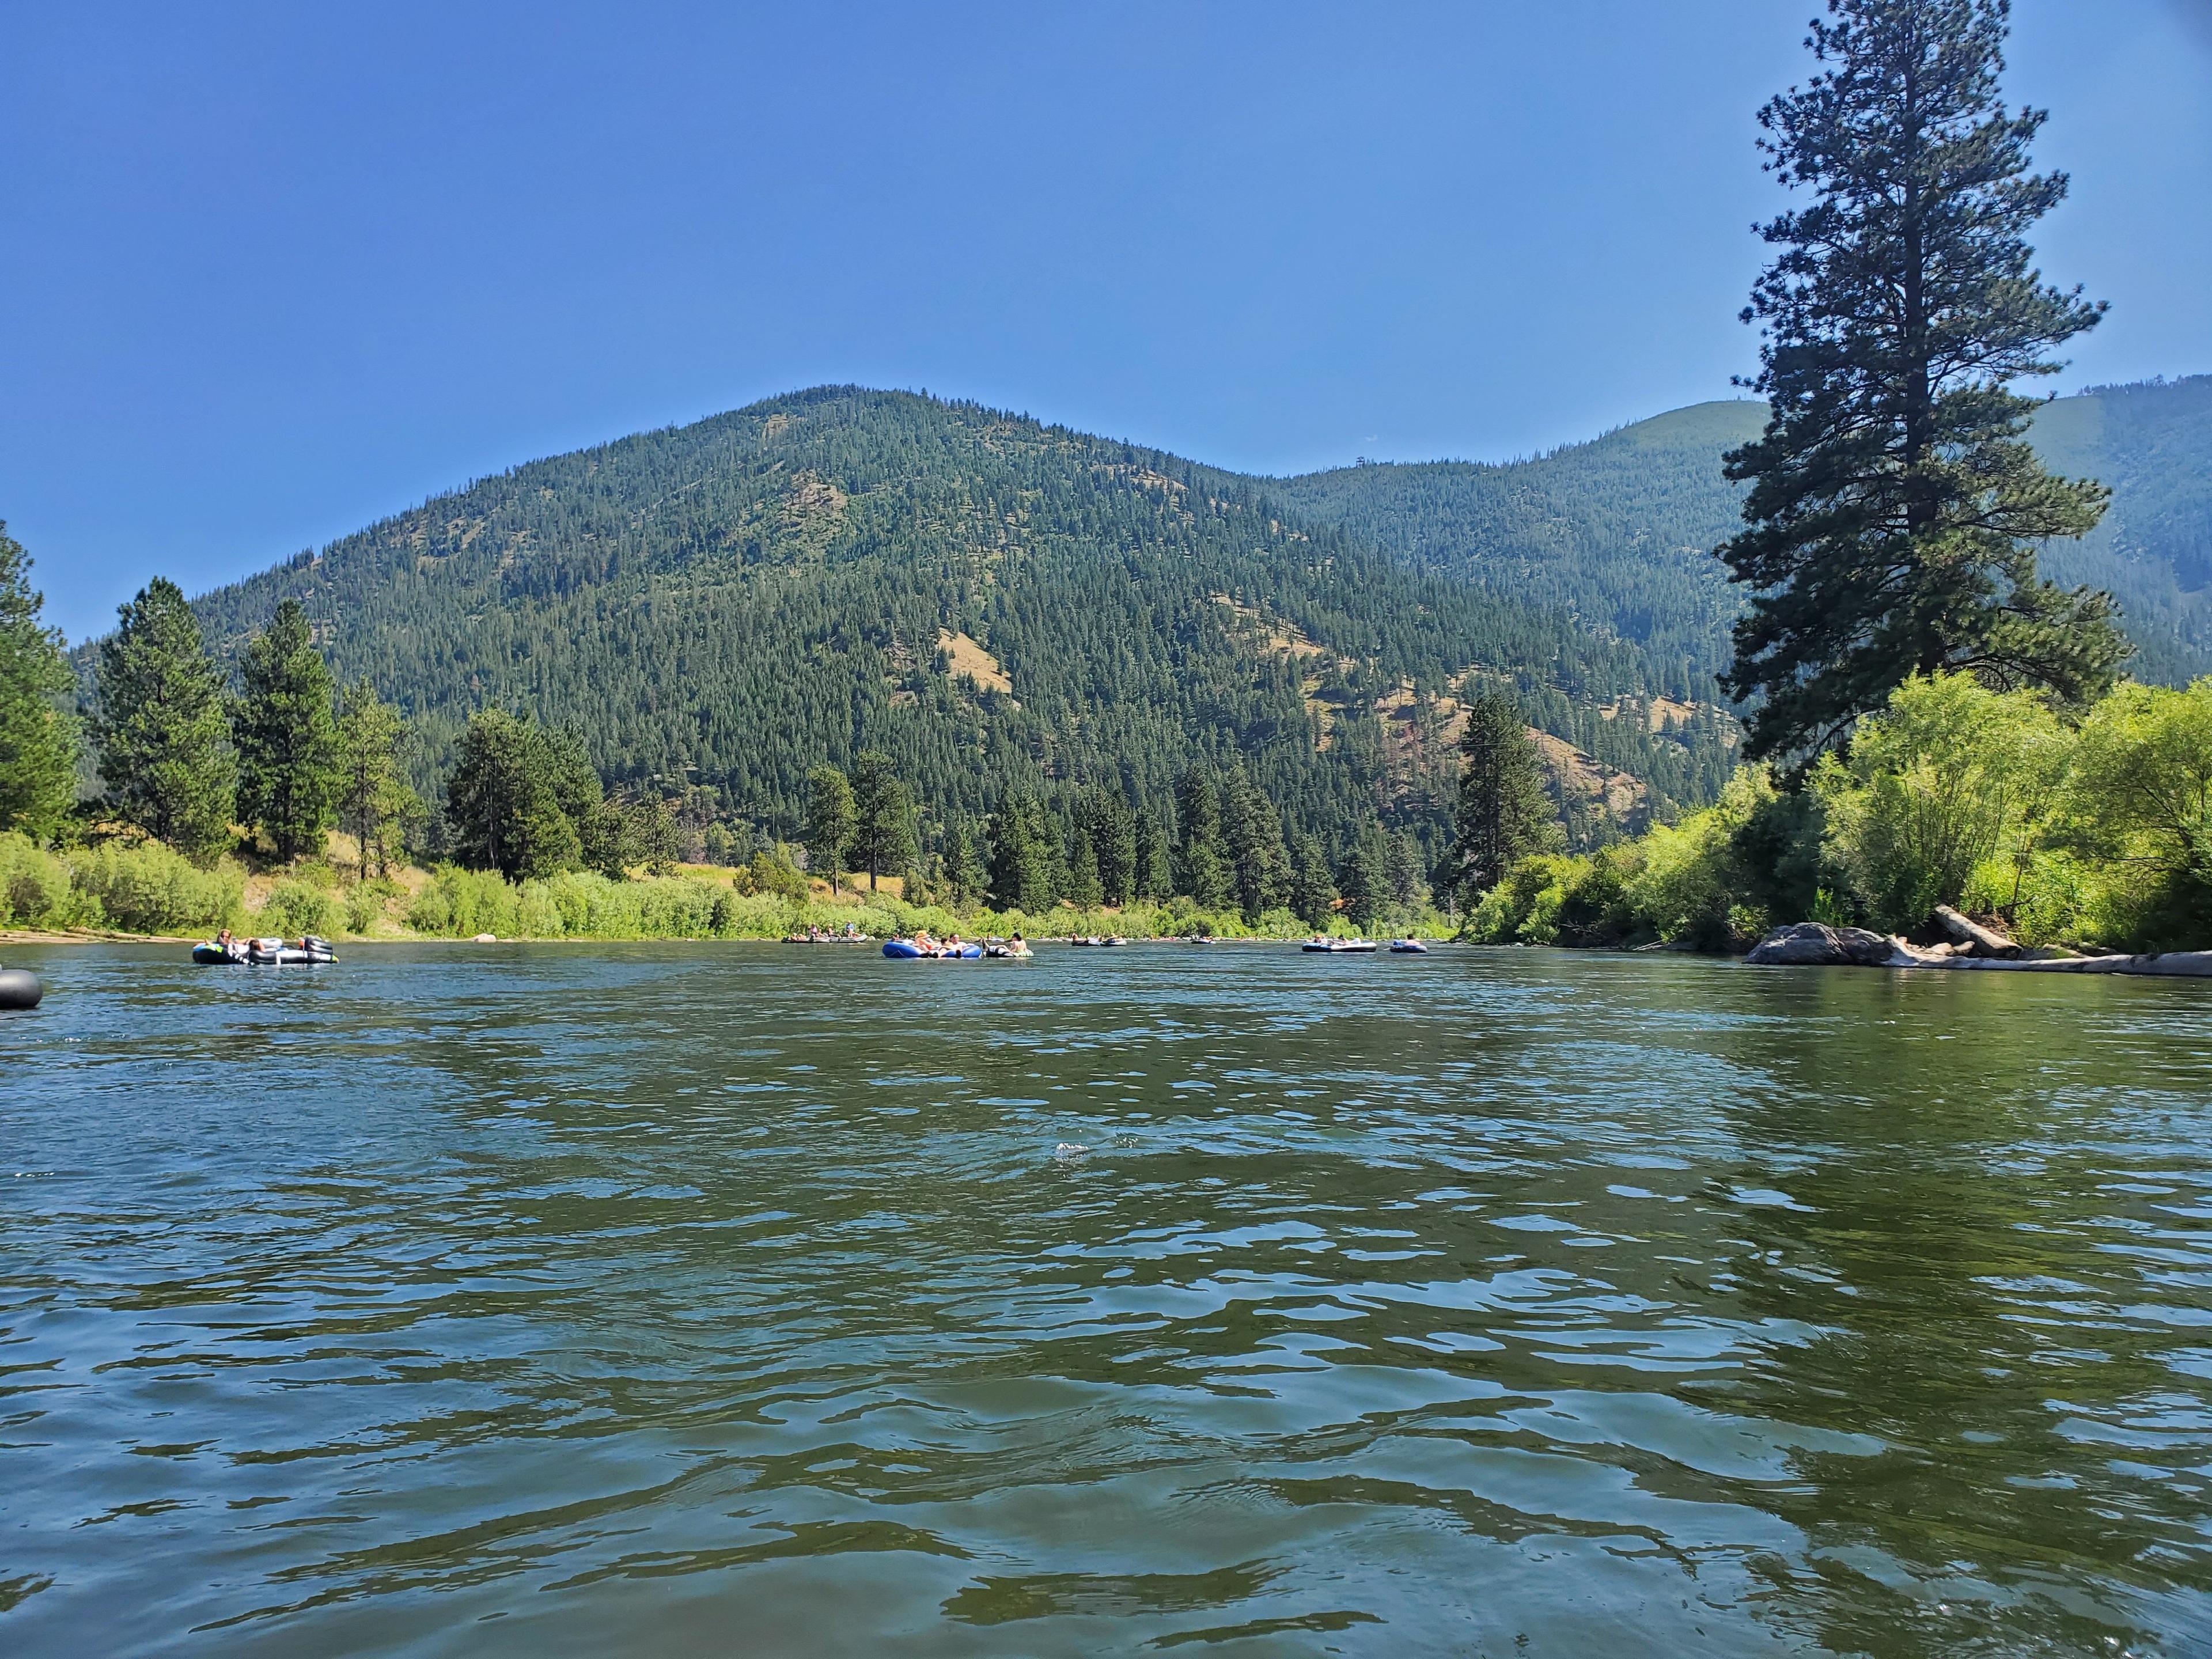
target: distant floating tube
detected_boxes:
[0,968,44,1010]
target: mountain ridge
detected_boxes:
[153,376,2208,855]
[1269,378,2212,689]
[180,387,1735,855]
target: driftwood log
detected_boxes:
[1746,922,2212,979]
[1912,948,2212,978]
[1933,905,2021,959]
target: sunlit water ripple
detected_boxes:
[3,942,2211,1655]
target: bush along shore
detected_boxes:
[0,833,1448,945]
[0,844,1451,946]
[1461,672,2212,969]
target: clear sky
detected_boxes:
[4,0,2208,641]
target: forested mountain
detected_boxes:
[184,388,1733,853]
[2023,377,2212,686]
[1263,401,1764,702]
[1269,377,2212,691]
[165,376,2205,857]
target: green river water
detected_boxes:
[2,942,2210,1656]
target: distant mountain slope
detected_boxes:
[187,388,1732,846]
[1268,378,2212,689]
[2022,377,2212,685]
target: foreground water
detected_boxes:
[4,944,2211,1655]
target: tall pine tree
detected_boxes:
[987,794,1056,913]
[92,578,236,861]
[1078,786,1138,906]
[1453,692,1553,896]
[0,524,78,842]
[1336,828,1390,930]
[335,679,419,878]
[1719,0,2122,758]
[1289,831,1337,929]
[850,750,916,891]
[235,599,342,861]
[1173,768,1234,910]
[805,766,856,892]
[1133,810,1173,902]
[444,710,581,880]
[1220,766,1291,922]
[942,819,986,910]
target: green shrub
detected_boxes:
[343,883,389,935]
[259,881,337,938]
[1554,844,1642,947]
[70,839,244,934]
[1815,673,2063,931]
[406,866,522,938]
[735,850,809,903]
[0,833,88,928]
[1626,813,1734,949]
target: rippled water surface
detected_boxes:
[5,943,2212,1655]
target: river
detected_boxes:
[3,942,2210,1655]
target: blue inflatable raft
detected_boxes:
[883,940,982,959]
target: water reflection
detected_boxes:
[2,944,2209,1655]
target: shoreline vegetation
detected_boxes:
[1460,673,2212,963]
[0,831,1452,948]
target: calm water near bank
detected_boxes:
[3,942,2211,1656]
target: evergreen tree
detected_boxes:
[529,728,623,877]
[444,710,581,880]
[1454,692,1554,896]
[0,524,78,841]
[1385,830,1424,911]
[987,794,1056,912]
[805,765,856,892]
[234,599,342,861]
[1336,828,1390,930]
[625,797,683,876]
[92,578,236,861]
[1220,766,1291,922]
[1065,826,1104,908]
[335,679,419,878]
[1078,786,1138,906]
[1134,810,1173,901]
[942,819,986,910]
[1173,768,1234,910]
[1289,831,1337,928]
[1720,0,2123,759]
[850,749,916,891]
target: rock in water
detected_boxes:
[1745,923,1900,968]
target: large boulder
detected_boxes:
[1745,922,1902,967]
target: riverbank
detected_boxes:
[1,835,1446,948]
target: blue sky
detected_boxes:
[4,0,2208,641]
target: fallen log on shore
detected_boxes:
[1933,904,2021,959]
[1911,947,2212,978]
[1746,922,2212,979]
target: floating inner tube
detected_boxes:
[0,968,44,1010]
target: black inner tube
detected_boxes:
[0,968,44,1010]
